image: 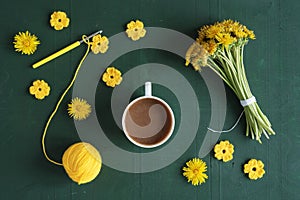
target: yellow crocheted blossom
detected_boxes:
[50,11,70,30]
[214,140,234,162]
[126,20,146,41]
[13,31,40,55]
[29,80,50,100]
[182,158,208,186]
[91,34,109,54]
[102,67,122,87]
[68,97,91,120]
[244,159,265,180]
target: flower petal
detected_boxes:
[135,20,144,28]
[29,86,37,94]
[257,160,264,168]
[249,172,258,180]
[256,168,265,178]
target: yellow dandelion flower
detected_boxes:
[222,19,235,27]
[234,28,248,39]
[197,25,209,42]
[50,11,70,31]
[190,59,201,71]
[68,98,92,120]
[183,158,208,186]
[185,42,196,66]
[102,67,122,87]
[185,42,209,71]
[201,39,218,55]
[197,31,205,42]
[214,140,234,162]
[243,26,256,40]
[126,20,146,41]
[215,33,236,49]
[194,19,255,57]
[244,159,265,180]
[29,80,50,100]
[91,34,109,54]
[13,31,40,55]
[205,25,223,39]
[223,20,239,33]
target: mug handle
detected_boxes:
[145,82,152,97]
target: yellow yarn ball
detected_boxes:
[62,142,102,185]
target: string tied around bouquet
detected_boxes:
[240,96,256,107]
[40,34,102,184]
[207,96,257,133]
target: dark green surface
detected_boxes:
[0,0,299,199]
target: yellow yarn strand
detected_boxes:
[41,35,91,166]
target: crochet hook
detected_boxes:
[32,30,103,69]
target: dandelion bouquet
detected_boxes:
[185,19,275,143]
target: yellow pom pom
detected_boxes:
[62,142,102,185]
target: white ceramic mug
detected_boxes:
[122,82,175,148]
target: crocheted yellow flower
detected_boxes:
[182,158,208,186]
[244,159,265,180]
[68,98,91,120]
[91,34,109,54]
[50,11,70,30]
[13,31,40,55]
[29,80,50,100]
[126,20,146,41]
[102,67,122,87]
[214,140,234,162]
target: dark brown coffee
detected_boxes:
[123,98,173,146]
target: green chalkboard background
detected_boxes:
[0,0,299,199]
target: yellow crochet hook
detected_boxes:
[32,30,103,69]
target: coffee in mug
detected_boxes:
[122,82,175,148]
